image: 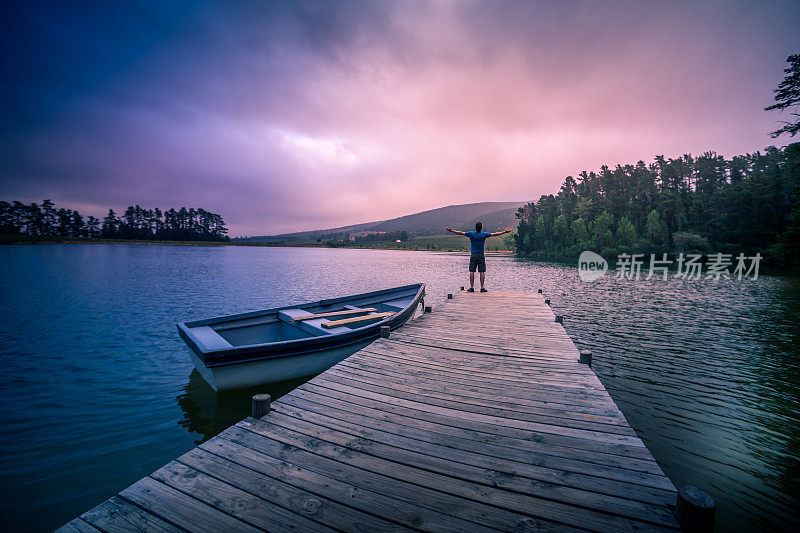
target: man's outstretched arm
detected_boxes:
[446,227,466,235]
[490,227,512,237]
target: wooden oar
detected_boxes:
[322,311,396,328]
[291,308,378,321]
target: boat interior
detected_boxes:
[182,285,421,350]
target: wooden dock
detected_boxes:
[59,291,680,532]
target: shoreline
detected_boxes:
[5,238,794,275]
[0,236,514,254]
[0,238,231,247]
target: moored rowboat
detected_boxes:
[177,283,425,390]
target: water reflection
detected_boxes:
[549,271,800,532]
[741,277,800,530]
[177,370,313,444]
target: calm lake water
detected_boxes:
[0,244,798,531]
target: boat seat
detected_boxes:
[278,308,352,335]
[190,326,233,350]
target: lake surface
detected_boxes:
[0,244,798,531]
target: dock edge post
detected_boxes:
[675,485,716,532]
[461,286,465,291]
[579,350,592,367]
[545,299,551,305]
[380,325,390,338]
[537,289,542,293]
[447,293,453,299]
[555,315,563,324]
[251,394,271,418]
[424,305,432,313]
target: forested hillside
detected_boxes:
[512,144,800,266]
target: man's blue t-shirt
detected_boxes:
[465,231,492,254]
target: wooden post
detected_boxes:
[251,394,271,418]
[545,299,551,305]
[537,289,542,293]
[380,325,390,338]
[461,286,465,291]
[675,486,715,532]
[424,305,432,313]
[555,315,563,324]
[579,350,592,367]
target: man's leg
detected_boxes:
[478,255,487,292]
[468,254,477,291]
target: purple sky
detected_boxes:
[1,1,798,236]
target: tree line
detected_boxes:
[0,200,230,242]
[514,53,800,268]
[512,143,800,266]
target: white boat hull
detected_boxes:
[187,340,372,391]
[178,283,425,391]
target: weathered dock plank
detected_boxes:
[82,496,183,533]
[61,291,680,532]
[54,519,101,533]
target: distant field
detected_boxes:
[333,233,512,252]
[406,234,510,252]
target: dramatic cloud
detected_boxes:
[1,0,798,235]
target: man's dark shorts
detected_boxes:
[469,253,486,273]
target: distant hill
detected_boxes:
[235,201,526,244]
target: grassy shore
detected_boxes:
[236,234,512,252]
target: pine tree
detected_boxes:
[765,54,800,138]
